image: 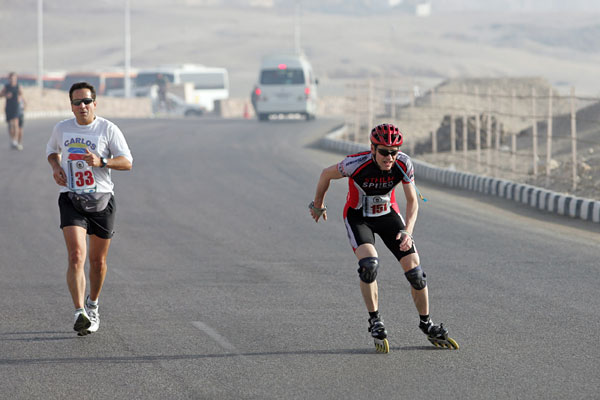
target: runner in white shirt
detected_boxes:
[46,82,133,336]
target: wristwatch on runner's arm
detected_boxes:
[100,157,108,168]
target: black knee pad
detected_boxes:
[357,257,379,283]
[405,265,427,290]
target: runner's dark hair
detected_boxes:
[69,82,97,101]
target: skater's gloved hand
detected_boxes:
[397,230,413,251]
[309,201,327,223]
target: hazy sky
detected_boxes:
[429,0,600,12]
[278,0,600,13]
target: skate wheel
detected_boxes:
[428,337,459,350]
[374,338,389,354]
[447,337,459,350]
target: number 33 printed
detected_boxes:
[75,171,94,187]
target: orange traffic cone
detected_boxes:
[243,103,250,119]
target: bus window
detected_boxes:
[180,72,226,89]
[105,77,124,91]
[135,72,174,87]
[61,74,102,92]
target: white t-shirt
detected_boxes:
[46,116,133,194]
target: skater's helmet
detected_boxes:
[370,123,403,147]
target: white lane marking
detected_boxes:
[191,321,237,351]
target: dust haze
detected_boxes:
[1,0,600,97]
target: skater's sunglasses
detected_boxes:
[376,148,399,157]
[71,98,94,106]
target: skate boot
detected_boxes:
[368,316,389,353]
[419,321,459,349]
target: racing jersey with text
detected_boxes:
[46,116,133,194]
[337,151,414,217]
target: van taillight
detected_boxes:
[254,87,261,96]
[304,87,310,98]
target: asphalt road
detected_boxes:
[1,116,599,399]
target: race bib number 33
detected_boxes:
[67,159,97,193]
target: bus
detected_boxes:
[60,70,137,95]
[134,64,229,112]
[0,72,65,89]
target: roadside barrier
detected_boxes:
[320,124,600,224]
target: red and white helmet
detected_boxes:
[370,123,403,147]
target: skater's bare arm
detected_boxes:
[311,164,343,222]
[398,183,419,250]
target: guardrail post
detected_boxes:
[450,114,456,154]
[532,87,538,178]
[475,86,481,165]
[511,89,517,173]
[546,87,553,186]
[570,86,577,191]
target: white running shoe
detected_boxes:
[85,295,100,333]
[74,309,91,335]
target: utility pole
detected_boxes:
[294,1,301,54]
[37,0,44,89]
[124,0,132,98]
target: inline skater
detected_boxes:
[309,123,458,353]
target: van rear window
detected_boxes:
[260,69,305,85]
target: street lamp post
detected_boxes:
[294,1,301,54]
[124,0,132,98]
[37,0,44,89]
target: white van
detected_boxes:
[252,54,318,121]
[134,64,229,113]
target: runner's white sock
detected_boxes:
[87,298,98,307]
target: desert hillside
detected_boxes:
[1,2,600,98]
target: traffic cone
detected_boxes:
[243,103,250,119]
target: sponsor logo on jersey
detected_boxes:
[362,176,395,189]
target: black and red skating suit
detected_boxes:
[337,150,416,257]
[337,150,414,218]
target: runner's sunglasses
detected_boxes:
[71,98,94,106]
[376,148,399,157]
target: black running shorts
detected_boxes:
[58,192,116,239]
[344,206,416,261]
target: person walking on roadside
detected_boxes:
[46,82,133,336]
[155,73,169,111]
[309,123,458,353]
[0,72,25,150]
[16,96,26,148]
